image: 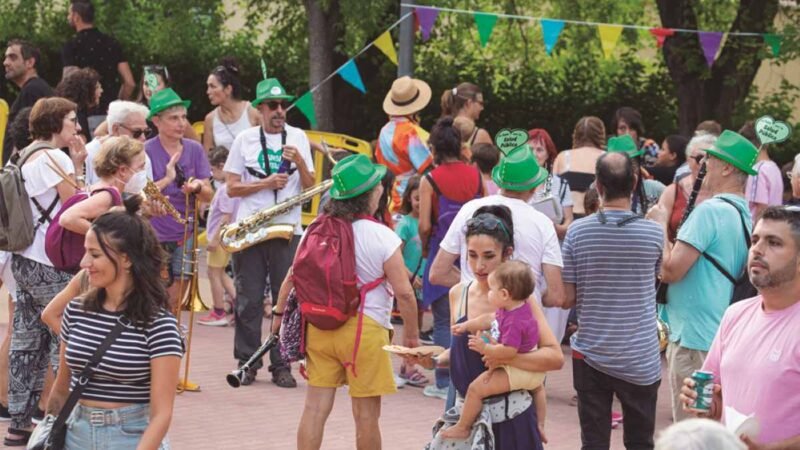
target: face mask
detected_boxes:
[124,170,148,194]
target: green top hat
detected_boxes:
[704,130,759,176]
[148,88,191,119]
[329,154,387,200]
[252,78,295,107]
[492,145,549,192]
[607,135,644,158]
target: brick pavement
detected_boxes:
[0,282,677,449]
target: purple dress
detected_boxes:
[450,283,544,450]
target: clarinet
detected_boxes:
[677,162,707,231]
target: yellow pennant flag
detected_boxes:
[374,31,398,66]
[597,24,623,58]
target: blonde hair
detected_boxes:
[572,116,606,149]
[94,136,145,178]
[453,116,475,144]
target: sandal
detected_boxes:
[4,428,31,447]
[400,367,429,387]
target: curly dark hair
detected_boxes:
[55,67,101,110]
[323,185,378,223]
[8,106,33,151]
[80,195,170,327]
[429,116,462,164]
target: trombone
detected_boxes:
[175,179,209,393]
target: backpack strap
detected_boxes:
[90,187,123,206]
[425,173,442,196]
[701,197,750,283]
[342,276,385,378]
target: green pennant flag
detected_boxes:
[474,12,498,48]
[764,34,782,57]
[295,91,317,128]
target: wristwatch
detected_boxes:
[271,306,284,317]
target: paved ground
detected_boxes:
[0,278,676,449]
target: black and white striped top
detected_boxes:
[61,299,184,403]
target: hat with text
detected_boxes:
[252,78,295,107]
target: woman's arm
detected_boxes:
[248,106,261,127]
[384,249,419,347]
[202,113,214,151]
[59,190,115,234]
[55,178,79,204]
[554,206,573,240]
[45,342,72,415]
[42,271,85,333]
[418,176,433,256]
[484,301,564,372]
[270,272,295,335]
[138,356,180,450]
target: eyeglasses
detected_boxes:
[119,124,151,139]
[691,154,705,164]
[465,213,510,238]
[265,100,290,111]
[175,164,186,188]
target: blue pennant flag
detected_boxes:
[338,59,366,94]
[541,19,565,56]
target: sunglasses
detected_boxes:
[265,100,291,111]
[465,213,510,238]
[119,124,151,139]
[691,154,705,164]
[175,164,186,188]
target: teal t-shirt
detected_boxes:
[665,194,752,351]
[395,214,426,279]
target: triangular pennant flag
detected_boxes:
[338,59,366,94]
[597,24,623,58]
[473,12,498,48]
[649,27,675,48]
[764,33,782,57]
[541,19,565,56]
[698,31,724,68]
[374,31,398,65]
[294,91,317,128]
[415,7,439,41]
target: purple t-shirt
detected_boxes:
[145,137,212,242]
[206,183,239,240]
[496,302,539,354]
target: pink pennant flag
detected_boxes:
[649,28,675,48]
[699,31,724,68]
[415,7,440,42]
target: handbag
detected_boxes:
[531,173,563,223]
[28,317,129,450]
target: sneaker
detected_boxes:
[0,403,10,421]
[419,330,435,345]
[31,407,44,424]
[423,385,448,400]
[198,310,229,326]
[271,368,297,388]
[394,374,406,389]
[239,367,257,386]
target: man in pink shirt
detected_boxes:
[680,206,800,449]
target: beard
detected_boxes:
[750,255,799,289]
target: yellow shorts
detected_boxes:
[306,315,396,397]
[206,247,230,269]
[502,365,545,391]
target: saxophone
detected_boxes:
[143,180,186,224]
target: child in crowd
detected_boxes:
[441,260,545,439]
[453,116,475,161]
[199,146,239,326]
[470,143,500,196]
[395,175,429,387]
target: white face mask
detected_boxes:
[124,170,149,194]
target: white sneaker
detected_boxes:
[423,384,448,400]
[394,374,407,389]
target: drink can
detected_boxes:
[691,370,714,411]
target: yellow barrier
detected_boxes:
[192,121,204,143]
[0,99,8,162]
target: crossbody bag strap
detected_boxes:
[701,197,750,283]
[51,317,129,431]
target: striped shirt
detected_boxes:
[563,210,663,385]
[61,300,184,403]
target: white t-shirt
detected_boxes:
[352,219,402,329]
[85,137,154,187]
[224,124,314,234]
[17,148,76,266]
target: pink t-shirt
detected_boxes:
[702,296,800,444]
[745,160,784,218]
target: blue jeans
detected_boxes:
[65,403,170,450]
[431,294,451,389]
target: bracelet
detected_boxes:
[271,307,284,317]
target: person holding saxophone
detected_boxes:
[224,75,315,388]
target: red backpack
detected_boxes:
[292,214,383,376]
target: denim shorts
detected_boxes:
[65,403,169,450]
[161,235,195,285]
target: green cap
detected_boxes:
[491,145,549,192]
[148,88,191,119]
[607,135,644,158]
[252,78,294,107]
[705,130,759,176]
[329,154,387,200]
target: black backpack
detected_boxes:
[701,197,757,304]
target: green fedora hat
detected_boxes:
[329,154,387,200]
[704,129,758,176]
[148,88,191,119]
[607,135,644,158]
[252,78,295,107]
[492,145,549,192]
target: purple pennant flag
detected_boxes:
[415,7,440,41]
[699,31,723,68]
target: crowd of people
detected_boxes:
[1,0,799,449]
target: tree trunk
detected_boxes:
[304,0,340,132]
[656,0,779,136]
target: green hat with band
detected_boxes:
[329,154,387,200]
[148,88,191,119]
[607,135,644,158]
[252,78,294,107]
[704,130,759,176]
[492,145,549,192]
